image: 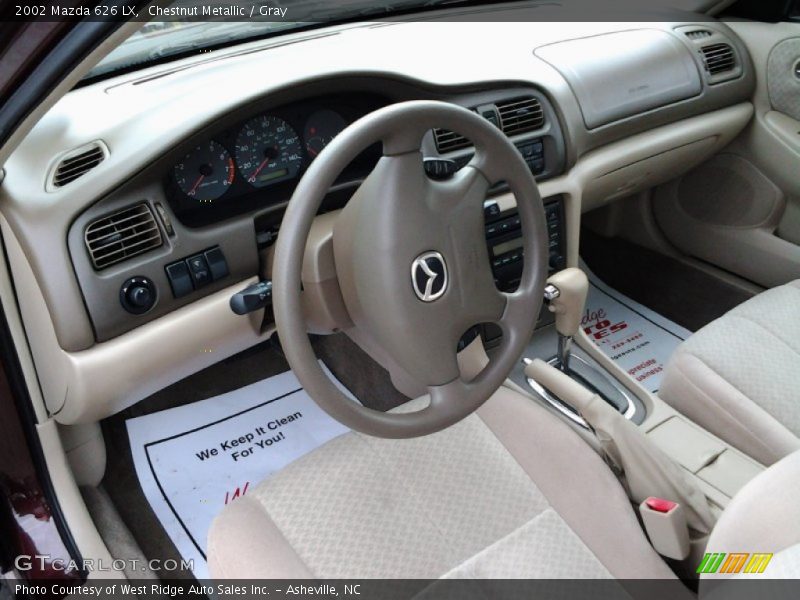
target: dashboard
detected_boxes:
[64,81,566,342]
[0,16,758,424]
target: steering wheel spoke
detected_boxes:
[428,163,491,212]
[467,144,511,186]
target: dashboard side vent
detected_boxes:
[51,141,108,188]
[85,203,163,270]
[498,97,544,136]
[684,29,712,41]
[701,43,736,75]
[433,127,472,153]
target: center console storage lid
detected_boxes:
[536,29,702,129]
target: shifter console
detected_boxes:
[527,267,641,426]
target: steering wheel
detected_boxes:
[273,100,547,438]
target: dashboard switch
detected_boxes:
[165,261,193,298]
[186,254,211,288]
[484,201,501,220]
[120,276,157,314]
[204,247,229,281]
[423,158,458,180]
[154,202,175,236]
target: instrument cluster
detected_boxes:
[166,94,384,225]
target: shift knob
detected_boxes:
[545,268,588,338]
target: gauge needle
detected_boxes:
[188,174,205,196]
[249,157,271,182]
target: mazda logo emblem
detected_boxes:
[411,251,448,302]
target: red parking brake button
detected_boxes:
[645,497,677,513]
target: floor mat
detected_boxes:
[582,263,691,393]
[126,365,354,580]
[580,228,755,332]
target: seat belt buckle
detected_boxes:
[639,497,691,560]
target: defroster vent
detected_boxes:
[51,142,107,188]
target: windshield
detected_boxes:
[85,0,517,81]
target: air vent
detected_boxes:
[433,97,545,153]
[85,203,163,270]
[433,128,471,153]
[684,30,712,41]
[701,43,736,75]
[497,97,545,136]
[51,142,107,188]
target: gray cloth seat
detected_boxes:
[207,388,676,580]
[703,450,800,586]
[659,280,800,466]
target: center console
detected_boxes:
[483,194,567,292]
[474,194,566,351]
[510,261,765,519]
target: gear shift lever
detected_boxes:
[530,267,633,418]
[543,268,588,372]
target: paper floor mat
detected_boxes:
[581,263,691,394]
[126,364,354,579]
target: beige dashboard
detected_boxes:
[0,17,756,424]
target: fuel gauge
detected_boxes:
[304,109,347,160]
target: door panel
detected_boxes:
[727,19,800,257]
[653,19,800,288]
[728,21,800,195]
[766,36,800,121]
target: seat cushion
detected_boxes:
[701,450,800,588]
[659,280,800,466]
[208,387,675,580]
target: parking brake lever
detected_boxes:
[525,358,716,537]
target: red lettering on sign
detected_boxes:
[224,481,250,505]
[584,318,628,340]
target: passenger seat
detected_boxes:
[659,280,800,466]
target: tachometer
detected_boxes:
[173,141,235,203]
[304,109,347,160]
[235,115,303,188]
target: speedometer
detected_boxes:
[235,115,303,188]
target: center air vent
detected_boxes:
[701,43,736,75]
[433,126,472,153]
[85,203,163,270]
[50,141,108,189]
[497,97,544,136]
[433,96,545,153]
